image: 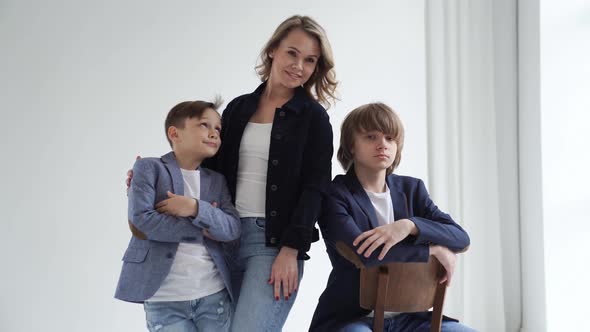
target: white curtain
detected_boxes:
[424,1,522,331]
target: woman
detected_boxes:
[197,15,338,331]
[206,15,337,331]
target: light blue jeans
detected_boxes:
[228,217,304,332]
[143,289,232,332]
[340,313,477,332]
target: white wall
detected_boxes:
[0,1,428,331]
[540,1,590,331]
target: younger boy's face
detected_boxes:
[351,130,397,173]
[173,108,221,159]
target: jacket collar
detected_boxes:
[343,166,410,228]
[250,81,310,115]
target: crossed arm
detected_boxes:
[321,185,470,285]
[128,159,240,243]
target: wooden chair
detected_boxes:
[336,241,448,332]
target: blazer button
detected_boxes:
[271,159,279,166]
[270,184,278,191]
[279,111,286,117]
[166,253,174,259]
[270,237,277,244]
[270,210,277,217]
[274,134,282,140]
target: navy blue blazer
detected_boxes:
[309,168,470,331]
[203,82,333,258]
[115,152,241,303]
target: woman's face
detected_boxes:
[269,28,321,90]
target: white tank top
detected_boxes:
[235,122,273,218]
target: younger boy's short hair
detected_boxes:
[164,96,223,147]
[337,102,405,175]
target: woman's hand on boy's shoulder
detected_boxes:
[353,219,418,261]
[125,155,141,195]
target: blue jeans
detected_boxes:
[228,217,304,332]
[340,313,477,332]
[143,289,232,332]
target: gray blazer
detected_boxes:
[115,152,240,303]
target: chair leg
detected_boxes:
[373,267,389,332]
[430,281,447,332]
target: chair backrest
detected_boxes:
[336,241,447,332]
[359,257,444,312]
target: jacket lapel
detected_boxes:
[161,152,184,196]
[387,175,410,220]
[344,168,379,229]
[199,168,211,202]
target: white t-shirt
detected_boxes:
[147,168,225,302]
[365,185,395,226]
[235,122,273,218]
[365,183,400,318]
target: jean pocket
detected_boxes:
[204,290,232,326]
[254,218,266,230]
[143,301,186,331]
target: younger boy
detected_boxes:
[115,99,240,332]
[310,103,474,332]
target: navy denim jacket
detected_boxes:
[203,82,333,258]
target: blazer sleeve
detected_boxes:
[280,107,333,252]
[128,159,204,243]
[409,179,471,252]
[192,174,241,242]
[320,188,430,268]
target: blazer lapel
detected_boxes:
[344,168,379,229]
[387,175,410,220]
[161,152,184,196]
[199,168,211,202]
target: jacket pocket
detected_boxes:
[122,247,149,263]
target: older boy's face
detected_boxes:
[175,108,221,159]
[352,130,397,172]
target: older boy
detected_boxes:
[310,103,474,332]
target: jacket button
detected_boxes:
[270,237,277,244]
[279,111,286,117]
[270,184,278,191]
[166,253,174,259]
[270,210,277,217]
[274,134,282,140]
[271,159,279,166]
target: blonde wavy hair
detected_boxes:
[256,15,338,109]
